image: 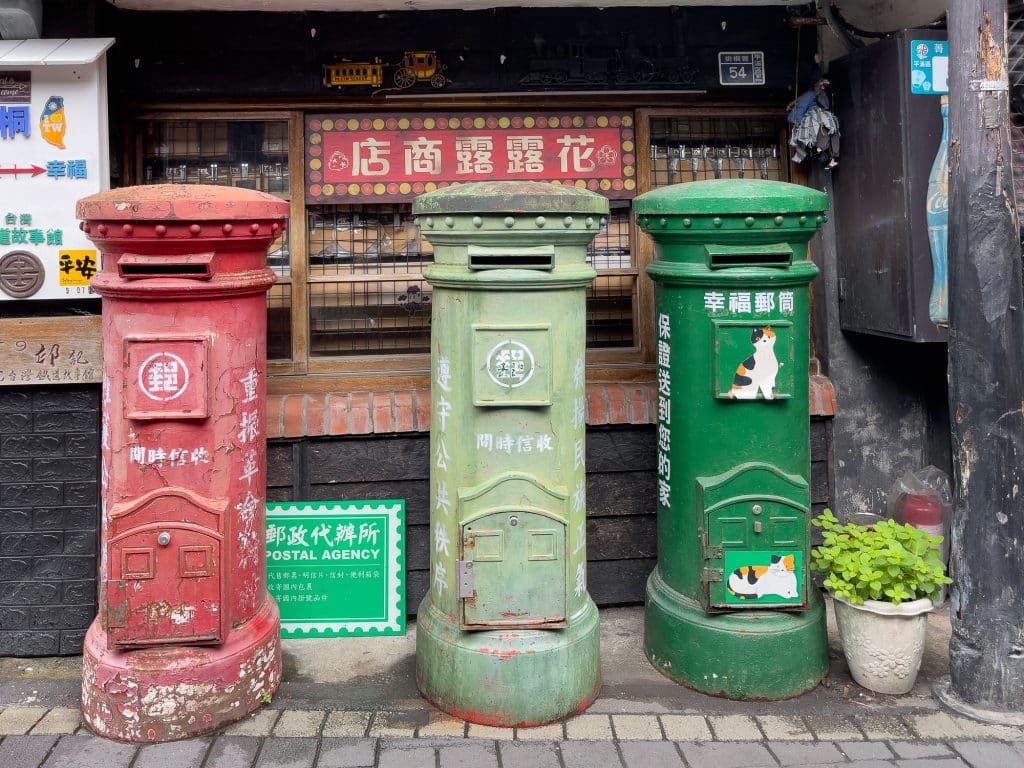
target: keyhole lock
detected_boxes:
[753,521,763,534]
[157,532,171,547]
[509,515,519,527]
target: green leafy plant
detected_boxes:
[810,509,952,606]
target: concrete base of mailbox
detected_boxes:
[80,599,281,742]
[415,596,601,727]
[645,569,828,700]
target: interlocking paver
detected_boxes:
[560,740,622,768]
[417,712,466,738]
[952,740,1024,768]
[515,722,564,740]
[806,715,864,741]
[757,716,812,741]
[204,736,261,768]
[467,723,514,740]
[854,715,912,740]
[708,715,762,741]
[274,710,327,737]
[369,710,429,737]
[222,708,281,736]
[322,712,372,738]
[565,713,613,740]
[770,741,845,765]
[660,715,712,742]
[910,712,1021,741]
[896,759,968,767]
[678,741,778,768]
[377,740,435,768]
[499,741,561,768]
[612,714,663,740]
[0,734,59,768]
[133,738,210,768]
[437,741,498,768]
[31,708,81,735]
[620,740,684,767]
[41,735,137,768]
[0,705,48,735]
[890,741,955,759]
[253,736,318,768]
[838,741,894,760]
[315,737,376,768]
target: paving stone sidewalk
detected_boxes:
[0,605,1014,767]
[0,705,1023,767]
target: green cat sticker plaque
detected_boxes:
[723,550,803,606]
[712,320,794,400]
[266,499,406,636]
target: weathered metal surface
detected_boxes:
[77,184,288,741]
[635,179,828,700]
[414,181,605,726]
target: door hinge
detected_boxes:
[456,559,474,598]
[701,567,724,583]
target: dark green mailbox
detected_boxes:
[635,179,829,700]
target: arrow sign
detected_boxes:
[0,165,45,178]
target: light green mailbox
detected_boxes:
[413,181,606,727]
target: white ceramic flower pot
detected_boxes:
[832,594,933,695]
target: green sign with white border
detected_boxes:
[266,499,405,637]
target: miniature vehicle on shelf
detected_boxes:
[323,51,449,91]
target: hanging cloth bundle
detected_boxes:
[788,79,840,168]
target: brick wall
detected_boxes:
[0,387,100,656]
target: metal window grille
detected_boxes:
[649,117,786,186]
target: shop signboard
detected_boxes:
[306,110,636,203]
[0,39,113,302]
[0,315,102,385]
[265,499,406,637]
[910,40,948,95]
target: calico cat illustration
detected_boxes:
[729,327,779,400]
[728,554,798,600]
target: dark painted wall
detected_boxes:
[0,386,100,656]
[813,169,952,522]
[268,421,832,610]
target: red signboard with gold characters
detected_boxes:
[306,111,637,203]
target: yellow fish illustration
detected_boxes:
[39,96,66,149]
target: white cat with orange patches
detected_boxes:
[729,327,779,400]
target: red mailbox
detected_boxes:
[76,185,288,742]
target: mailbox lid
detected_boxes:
[76,183,290,222]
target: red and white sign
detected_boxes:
[124,338,209,420]
[306,111,637,203]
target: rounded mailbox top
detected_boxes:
[633,179,827,217]
[413,180,609,216]
[76,184,290,222]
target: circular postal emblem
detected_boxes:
[0,250,44,298]
[486,339,535,389]
[138,352,190,402]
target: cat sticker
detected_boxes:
[727,554,798,600]
[729,326,779,400]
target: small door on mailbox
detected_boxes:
[698,462,809,612]
[461,511,567,629]
[106,524,224,648]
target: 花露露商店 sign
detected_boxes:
[265,500,405,637]
[305,110,637,203]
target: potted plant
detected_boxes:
[811,509,952,694]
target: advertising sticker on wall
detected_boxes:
[0,39,113,301]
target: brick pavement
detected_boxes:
[0,705,1022,767]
